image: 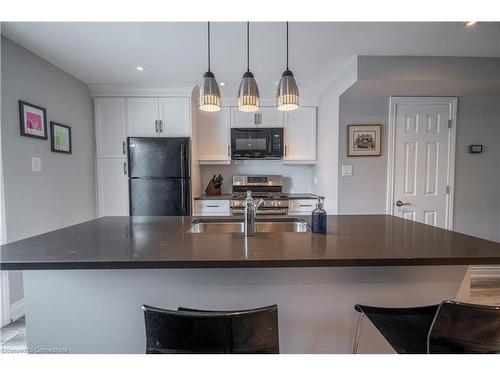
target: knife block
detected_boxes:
[204,180,222,196]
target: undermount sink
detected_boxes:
[187,218,310,234]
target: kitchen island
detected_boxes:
[1,215,499,353]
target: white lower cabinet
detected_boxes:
[194,200,230,216]
[97,159,129,216]
[288,199,316,216]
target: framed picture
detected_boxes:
[50,122,72,154]
[348,124,382,157]
[19,100,48,140]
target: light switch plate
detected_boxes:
[31,157,41,172]
[341,165,353,176]
[313,176,318,185]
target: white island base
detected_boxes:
[24,265,470,354]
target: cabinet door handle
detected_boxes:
[206,205,220,208]
[123,162,127,175]
[122,141,126,155]
[299,204,314,207]
[228,145,230,157]
[159,120,163,133]
[284,145,288,156]
[155,120,159,133]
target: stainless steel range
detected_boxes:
[230,175,289,215]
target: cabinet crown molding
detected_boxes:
[89,84,196,98]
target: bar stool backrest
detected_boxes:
[428,300,500,354]
[142,304,279,354]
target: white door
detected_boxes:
[389,97,456,229]
[97,159,129,216]
[259,107,284,127]
[95,98,127,158]
[126,98,159,137]
[197,107,231,161]
[283,107,317,161]
[159,98,191,137]
[230,107,258,128]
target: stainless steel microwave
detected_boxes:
[231,128,283,159]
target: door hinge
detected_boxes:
[446,185,450,194]
[448,119,452,129]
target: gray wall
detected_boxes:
[338,95,389,214]
[1,37,96,305]
[454,97,500,242]
[337,94,500,243]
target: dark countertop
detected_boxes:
[194,194,231,200]
[194,193,318,200]
[1,215,499,270]
[288,194,319,199]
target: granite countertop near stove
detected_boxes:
[1,215,500,270]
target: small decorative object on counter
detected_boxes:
[311,196,327,234]
[205,174,223,195]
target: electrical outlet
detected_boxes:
[31,157,41,172]
[341,165,353,176]
[313,176,318,185]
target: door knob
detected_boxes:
[396,200,411,207]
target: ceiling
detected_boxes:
[2,22,500,100]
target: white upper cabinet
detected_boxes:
[95,98,127,158]
[126,98,159,137]
[197,107,231,162]
[259,107,284,127]
[97,158,129,217]
[230,107,284,128]
[127,97,191,137]
[283,107,317,162]
[159,98,191,137]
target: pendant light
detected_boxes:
[237,22,260,112]
[199,22,221,112]
[276,22,299,111]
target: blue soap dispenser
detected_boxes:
[311,196,327,234]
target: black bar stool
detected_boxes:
[353,300,500,354]
[142,304,279,354]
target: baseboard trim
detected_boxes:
[471,266,500,279]
[9,299,24,322]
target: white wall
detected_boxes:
[1,37,96,308]
[312,59,358,213]
[200,162,313,194]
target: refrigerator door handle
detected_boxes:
[180,143,186,178]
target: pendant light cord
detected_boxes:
[207,22,211,72]
[247,22,250,72]
[286,22,289,70]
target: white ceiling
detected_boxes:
[2,22,500,100]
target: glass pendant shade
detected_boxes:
[276,69,299,111]
[199,71,221,112]
[237,71,260,112]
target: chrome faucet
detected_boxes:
[244,191,265,237]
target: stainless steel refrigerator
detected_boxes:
[127,137,191,216]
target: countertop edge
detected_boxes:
[2,257,499,271]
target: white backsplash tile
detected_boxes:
[200,161,313,194]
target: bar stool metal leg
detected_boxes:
[352,312,365,354]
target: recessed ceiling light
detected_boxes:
[136,66,144,71]
[465,21,477,27]
[220,82,225,86]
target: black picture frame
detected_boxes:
[19,100,48,140]
[50,122,72,154]
[347,124,382,157]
